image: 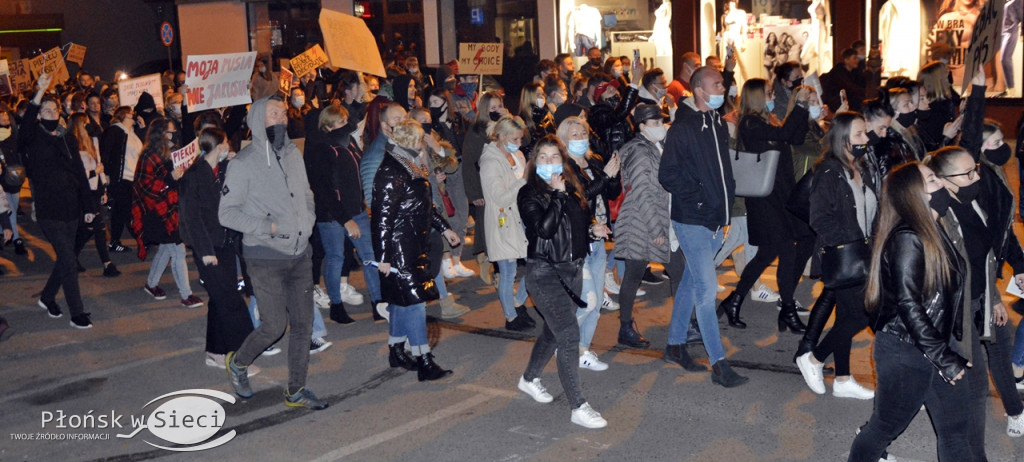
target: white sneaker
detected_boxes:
[601,297,620,311]
[751,283,781,302]
[376,302,390,322]
[571,402,607,429]
[604,271,620,294]
[339,282,364,305]
[313,286,330,309]
[262,345,282,356]
[452,261,476,277]
[518,376,553,403]
[310,337,333,354]
[1008,413,1024,437]
[717,284,726,293]
[832,378,874,400]
[579,350,609,371]
[796,352,826,394]
[441,259,458,279]
[206,354,261,376]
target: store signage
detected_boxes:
[457,43,503,75]
[960,0,1004,93]
[290,45,328,78]
[66,43,87,66]
[318,8,386,77]
[183,52,256,112]
[118,74,164,111]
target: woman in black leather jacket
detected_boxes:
[515,135,609,429]
[849,162,971,461]
[371,119,461,382]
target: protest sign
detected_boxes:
[961,0,1005,93]
[8,59,31,94]
[280,66,293,94]
[0,60,12,96]
[171,139,201,170]
[28,55,44,78]
[457,43,503,75]
[118,74,164,111]
[41,47,70,88]
[66,43,87,66]
[318,9,386,77]
[183,51,256,112]
[290,44,328,78]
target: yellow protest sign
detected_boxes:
[318,8,386,77]
[458,43,503,75]
[290,45,328,78]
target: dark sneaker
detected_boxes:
[310,337,333,354]
[181,295,204,308]
[505,315,532,332]
[514,305,536,327]
[38,299,62,318]
[102,263,121,277]
[225,351,253,398]
[69,313,93,329]
[284,387,329,410]
[13,238,26,255]
[642,267,665,284]
[144,285,167,300]
[108,242,130,253]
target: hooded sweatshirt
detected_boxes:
[218,97,316,260]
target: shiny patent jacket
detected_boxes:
[371,145,451,306]
[873,223,967,382]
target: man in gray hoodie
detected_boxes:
[219,95,327,410]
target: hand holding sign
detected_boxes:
[961,0,1004,93]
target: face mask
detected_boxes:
[489,110,503,122]
[867,130,881,146]
[430,103,447,122]
[567,139,589,157]
[653,87,667,100]
[504,142,520,153]
[929,187,952,217]
[605,95,622,107]
[857,55,866,62]
[167,104,182,117]
[808,105,822,120]
[0,127,10,141]
[644,124,668,142]
[409,67,420,74]
[168,131,182,148]
[536,162,563,181]
[370,88,380,95]
[612,69,623,78]
[462,82,478,95]
[791,77,803,89]
[706,93,725,109]
[896,112,917,127]
[983,144,1012,166]
[728,85,738,97]
[955,181,981,203]
[915,109,931,121]
[291,97,305,109]
[259,66,267,74]
[765,100,775,113]
[536,97,545,108]
[266,123,287,150]
[850,143,868,159]
[421,122,432,133]
[589,58,602,66]
[40,119,60,132]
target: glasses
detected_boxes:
[942,164,980,181]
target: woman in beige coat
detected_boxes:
[480,115,533,331]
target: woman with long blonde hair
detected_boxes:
[69,113,119,277]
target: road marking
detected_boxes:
[456,383,522,398]
[307,392,496,462]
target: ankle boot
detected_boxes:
[515,305,536,327]
[794,288,836,363]
[777,302,807,333]
[439,296,470,318]
[717,292,746,329]
[330,302,355,324]
[685,317,702,344]
[664,344,707,372]
[711,359,749,388]
[416,352,453,381]
[618,321,650,348]
[476,253,493,285]
[388,342,417,371]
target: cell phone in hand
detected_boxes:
[840,89,847,105]
[633,49,640,68]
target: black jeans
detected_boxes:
[74,200,110,265]
[734,236,815,304]
[849,332,973,461]
[194,245,255,354]
[471,203,486,255]
[813,283,868,376]
[523,259,586,409]
[618,250,684,326]
[964,301,1021,462]
[108,180,132,244]
[39,219,85,316]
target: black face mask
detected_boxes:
[429,102,448,122]
[590,58,602,67]
[40,119,60,132]
[421,122,432,134]
[867,130,881,146]
[169,131,182,148]
[370,89,380,95]
[929,187,952,217]
[489,111,503,122]
[984,144,1012,166]
[956,181,981,203]
[851,143,869,159]
[896,112,917,128]
[606,95,622,108]
[266,124,287,150]
[915,109,931,121]
[791,77,803,89]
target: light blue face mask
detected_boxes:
[536,162,563,181]
[765,100,775,112]
[505,142,520,153]
[707,93,725,109]
[808,105,822,119]
[567,139,589,157]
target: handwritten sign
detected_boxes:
[66,43,87,66]
[118,74,164,111]
[41,47,70,88]
[171,138,201,170]
[290,44,328,78]
[961,0,1005,93]
[0,60,12,96]
[28,55,44,78]
[318,9,386,77]
[279,66,293,94]
[184,51,256,112]
[457,43,503,75]
[8,59,31,94]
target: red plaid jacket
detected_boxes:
[129,150,179,260]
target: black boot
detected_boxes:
[664,344,707,372]
[330,302,355,324]
[618,321,650,348]
[794,288,836,363]
[515,305,536,327]
[717,292,746,329]
[416,352,453,381]
[685,317,702,344]
[711,359,749,388]
[388,342,417,371]
[777,302,807,333]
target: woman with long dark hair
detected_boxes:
[461,91,507,284]
[68,113,119,277]
[848,162,971,460]
[515,135,608,429]
[797,112,879,400]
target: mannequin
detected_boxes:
[565,3,603,56]
[879,0,925,79]
[650,0,673,57]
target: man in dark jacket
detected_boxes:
[658,66,747,388]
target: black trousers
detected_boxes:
[107,180,132,244]
[194,245,255,354]
[39,218,85,316]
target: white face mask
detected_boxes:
[291,97,305,109]
[644,124,667,142]
[728,85,738,97]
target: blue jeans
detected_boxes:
[669,221,726,364]
[248,295,327,339]
[578,241,606,349]
[317,212,382,304]
[6,191,18,241]
[388,302,430,355]
[435,272,448,299]
[604,223,624,278]
[1013,319,1024,368]
[497,259,528,320]
[147,243,192,298]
